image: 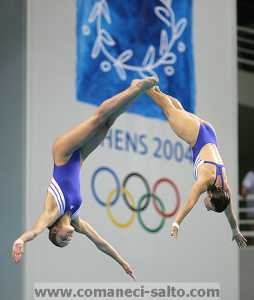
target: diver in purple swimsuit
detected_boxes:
[146,86,247,248]
[12,77,158,277]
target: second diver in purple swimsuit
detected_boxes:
[146,86,247,248]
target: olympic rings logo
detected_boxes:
[91,166,181,233]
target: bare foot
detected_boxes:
[153,85,161,92]
[131,77,158,91]
[145,84,161,96]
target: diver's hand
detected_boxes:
[122,261,136,281]
[232,228,247,248]
[170,222,179,239]
[12,239,25,263]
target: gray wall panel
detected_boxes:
[0,0,26,299]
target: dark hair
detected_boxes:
[207,184,230,213]
[48,226,64,248]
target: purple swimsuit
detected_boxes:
[48,149,83,219]
[192,123,224,189]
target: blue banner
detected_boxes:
[76,0,195,120]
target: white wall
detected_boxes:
[26,1,238,299]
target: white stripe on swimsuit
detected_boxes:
[193,155,205,180]
[48,177,80,220]
[48,177,66,216]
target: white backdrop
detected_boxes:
[25,1,238,299]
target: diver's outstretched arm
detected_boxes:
[12,196,59,263]
[170,178,209,238]
[224,186,247,248]
[72,217,136,280]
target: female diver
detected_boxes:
[146,86,247,248]
[12,77,158,278]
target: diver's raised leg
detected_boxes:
[146,87,199,146]
[53,77,157,164]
